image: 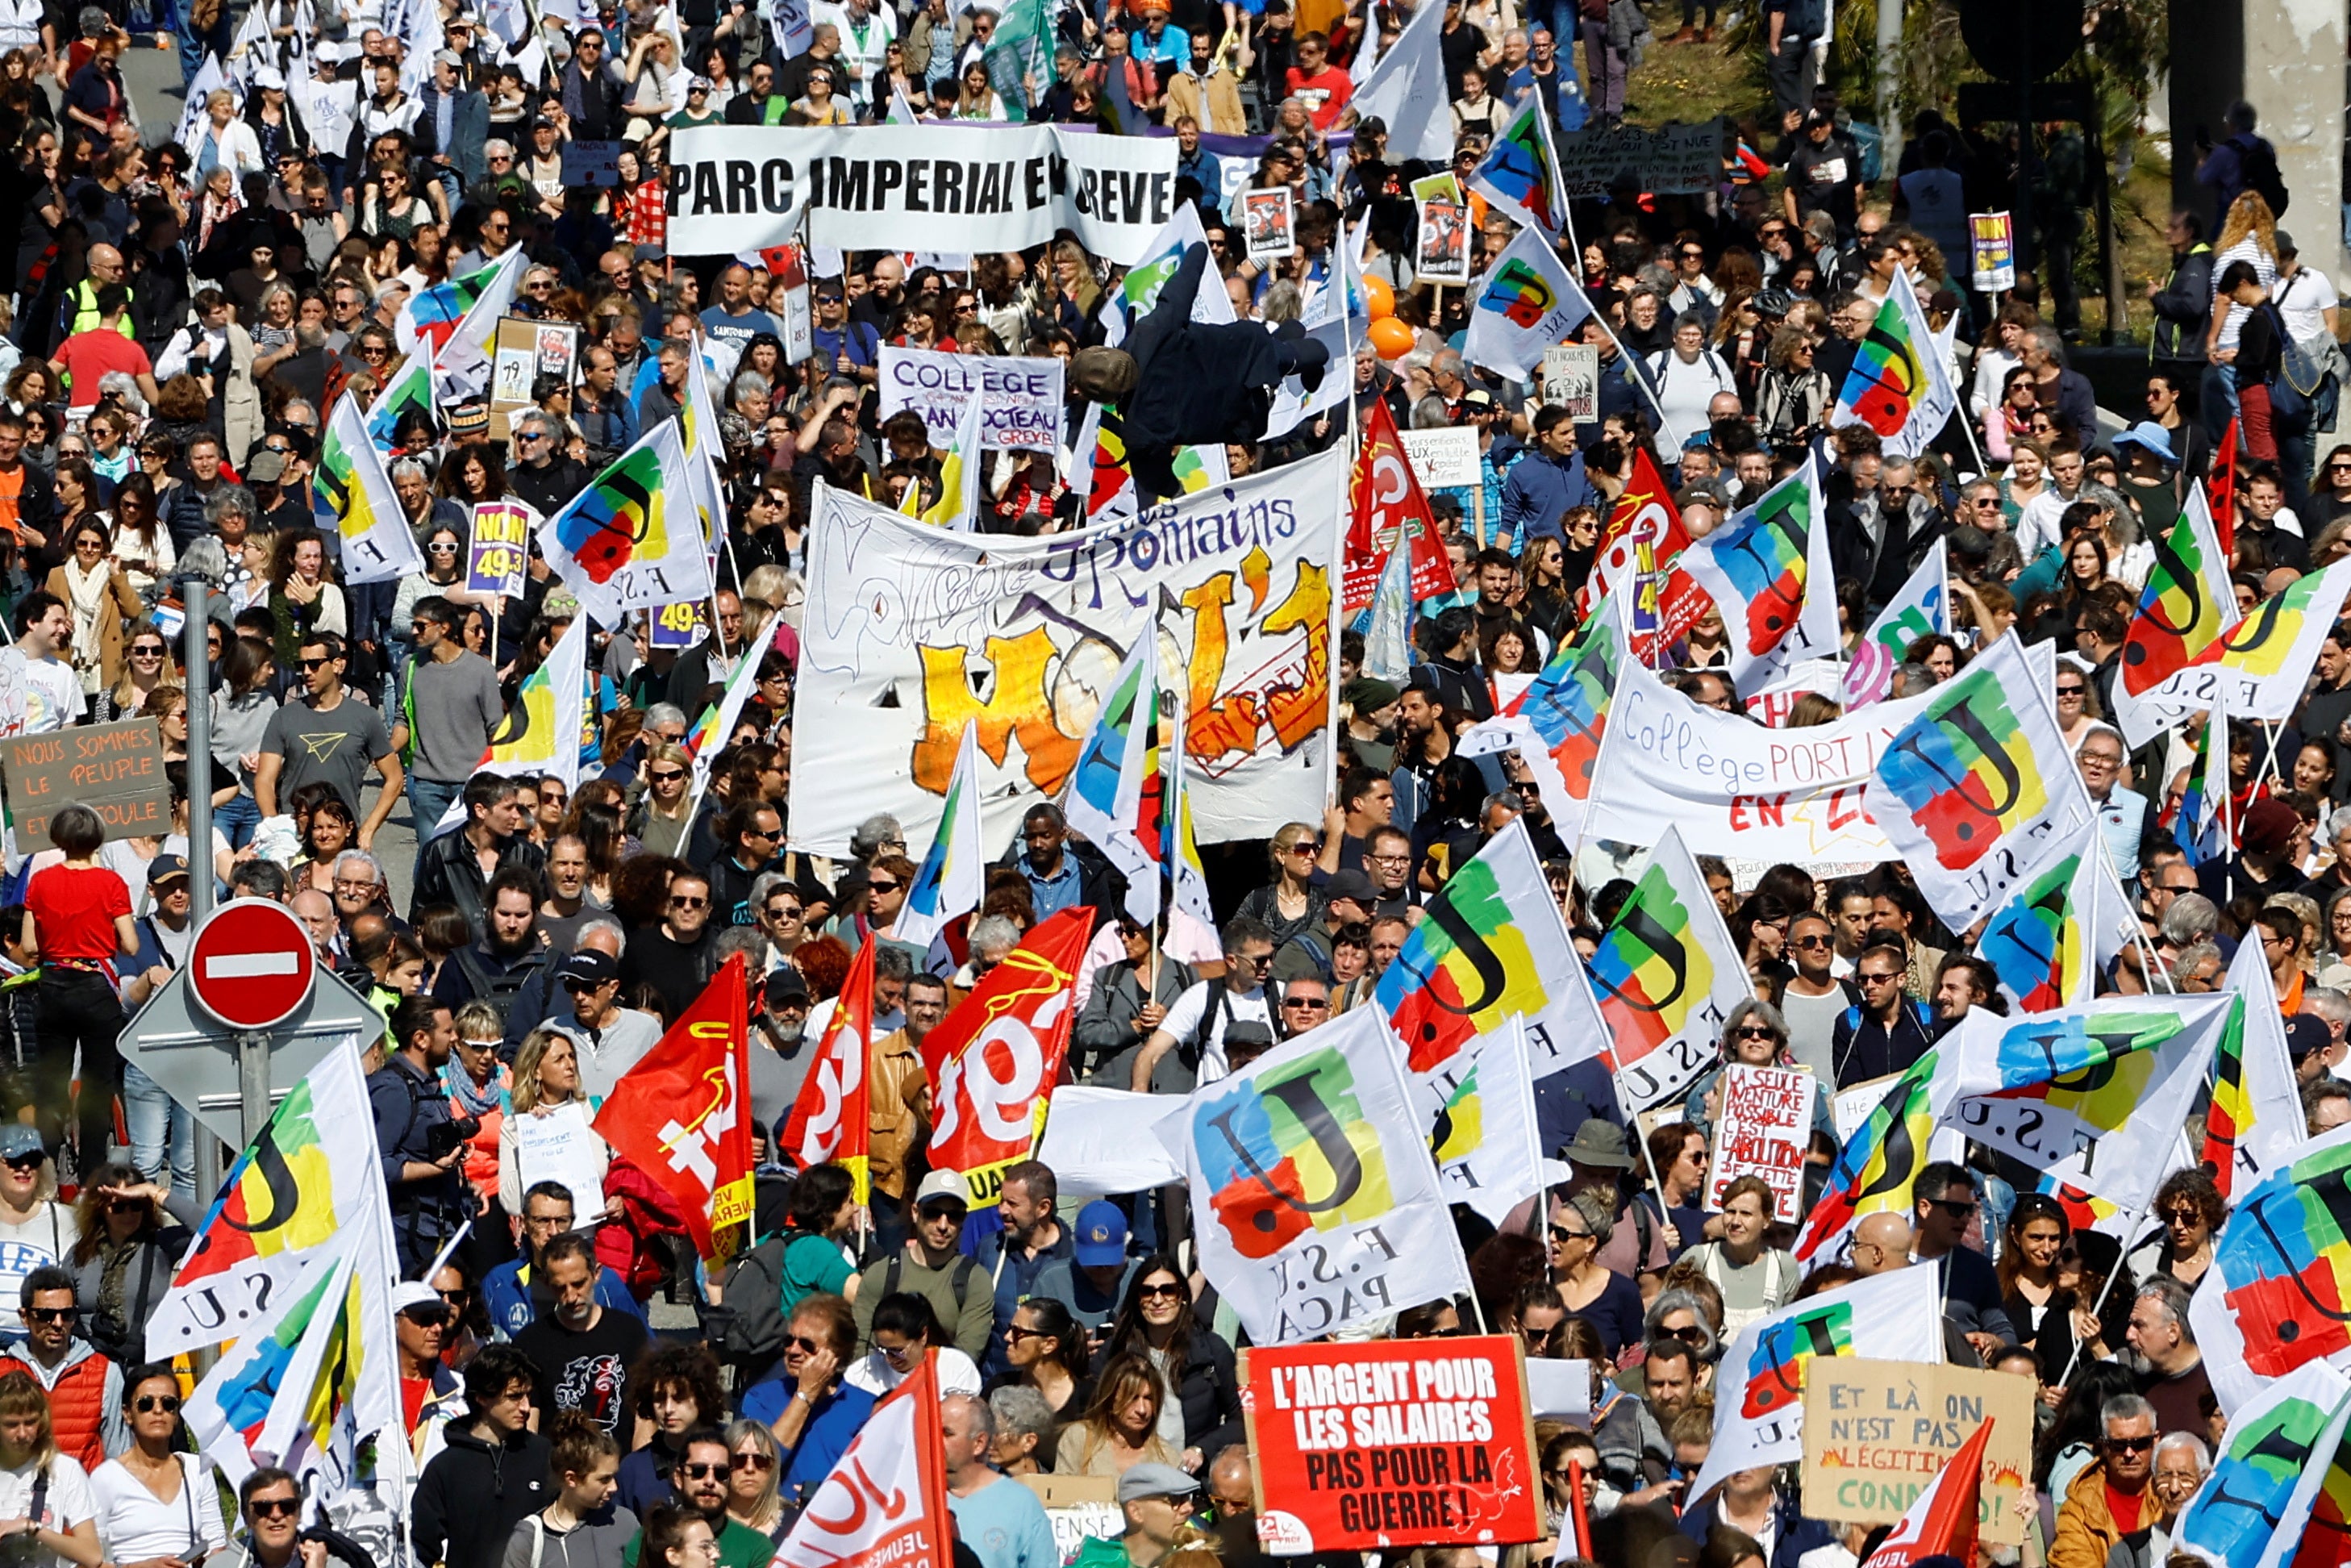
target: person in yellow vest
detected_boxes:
[55,245,131,347]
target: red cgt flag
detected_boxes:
[1344,396,1458,613]
[1860,1417,1993,1568]
[782,936,876,1203]
[2208,417,2241,559]
[591,954,756,1261]
[1579,445,1707,657]
[921,907,1094,1210]
[773,1349,953,1568]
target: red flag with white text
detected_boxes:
[1344,397,1457,612]
[2208,417,2241,558]
[782,937,875,1203]
[1860,1417,1992,1568]
[920,907,1094,1211]
[772,1350,953,1568]
[1581,446,1705,657]
[591,955,755,1260]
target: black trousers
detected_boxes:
[33,970,122,1171]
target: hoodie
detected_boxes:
[413,1423,554,1568]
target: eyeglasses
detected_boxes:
[1792,934,1832,949]
[130,645,163,659]
[868,879,901,894]
[1729,1024,1778,1040]
[669,895,707,909]
[1927,1198,1978,1218]
[248,1499,300,1520]
[1137,1282,1184,1300]
[2164,1208,2205,1227]
[682,1462,732,1479]
[2106,1436,2156,1453]
[1858,970,1902,986]
[1283,996,1329,1011]
[1287,840,1319,855]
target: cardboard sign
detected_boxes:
[1017,1475,1120,1567]
[1244,186,1297,263]
[1399,427,1480,490]
[1833,1073,1899,1145]
[1969,211,2016,292]
[2,718,169,849]
[561,138,622,187]
[466,500,535,601]
[1704,1063,1818,1222]
[1801,1358,2034,1545]
[1241,1335,1541,1553]
[1541,343,1599,419]
[1551,119,1723,201]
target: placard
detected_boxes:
[1969,211,2015,292]
[1240,1335,1541,1553]
[648,601,705,651]
[1703,1063,1816,1222]
[1801,1358,2033,1545]
[511,1100,607,1217]
[1832,1073,1897,1145]
[1411,172,1470,285]
[1244,186,1297,263]
[530,319,581,383]
[561,138,622,187]
[1,718,168,849]
[1551,119,1723,201]
[1540,343,1598,419]
[877,347,1065,452]
[1017,1475,1120,1566]
[1398,427,1479,489]
[467,500,535,600]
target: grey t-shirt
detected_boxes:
[405,650,506,782]
[748,1026,816,1140]
[1778,984,1849,1087]
[260,692,394,817]
[549,1010,665,1103]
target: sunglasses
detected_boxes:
[1138,1282,1184,1300]
[670,895,707,909]
[868,879,901,894]
[248,1499,299,1520]
[1791,934,1831,948]
[648,769,686,783]
[1928,1198,1978,1218]
[296,657,331,672]
[787,1335,825,1353]
[2,1153,45,1172]
[1656,1324,1708,1345]
[682,1462,732,1479]
[1283,997,1329,1011]
[732,1452,775,1473]
[2106,1436,2155,1453]
[131,645,163,658]
[1548,1225,1592,1242]
[23,1307,76,1324]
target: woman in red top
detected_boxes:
[22,803,138,1169]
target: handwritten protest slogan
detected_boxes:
[1704,1065,1816,1222]
[1802,1359,2033,1545]
[1552,119,1723,200]
[878,348,1067,451]
[1244,1337,1540,1553]
[2,719,168,848]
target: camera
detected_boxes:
[427,1116,482,1158]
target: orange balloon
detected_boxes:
[1363,276,1396,320]
[1369,316,1416,359]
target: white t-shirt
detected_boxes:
[0,1204,78,1339]
[0,1453,96,1568]
[90,1455,226,1566]
[1156,980,1275,1084]
[2276,266,2339,347]
[843,1345,981,1397]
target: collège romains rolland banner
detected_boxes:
[1242,1336,1541,1553]
[666,123,1181,264]
[790,448,1343,859]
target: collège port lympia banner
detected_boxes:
[1241,1336,1542,1553]
[667,123,1182,264]
[789,447,1343,859]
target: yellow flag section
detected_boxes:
[473,615,590,793]
[313,392,426,585]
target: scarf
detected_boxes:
[62,557,106,691]
[442,1059,508,1119]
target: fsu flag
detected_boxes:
[922,907,1094,1211]
[782,937,876,1203]
[1344,397,1456,613]
[1861,1418,1993,1568]
[774,1351,953,1568]
[594,956,757,1260]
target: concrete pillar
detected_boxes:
[2170,0,2346,290]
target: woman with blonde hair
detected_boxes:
[627,740,697,859]
[498,1028,614,1223]
[722,1420,787,1543]
[0,1369,102,1568]
[1053,1351,1179,1477]
[1234,822,1323,947]
[2206,190,2280,417]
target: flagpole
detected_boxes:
[2054,1206,2148,1388]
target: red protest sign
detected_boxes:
[1240,1336,1541,1553]
[1703,1063,1818,1223]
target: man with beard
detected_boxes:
[255,634,402,846]
[1342,678,1400,772]
[513,1232,648,1441]
[619,870,718,1020]
[619,1428,773,1568]
[747,970,816,1141]
[433,868,550,1025]
[973,1161,1073,1378]
[1362,825,1417,918]
[1931,954,2003,1033]
[481,1180,648,1338]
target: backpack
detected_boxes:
[2263,302,2321,427]
[2238,136,2290,220]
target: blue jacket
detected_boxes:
[1177,147,1223,212]
[480,1255,649,1341]
[1497,447,1594,544]
[971,1223,1077,1379]
[1678,1489,1835,1568]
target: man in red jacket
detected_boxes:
[0,1266,124,1468]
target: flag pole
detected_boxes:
[2053,1206,2149,1388]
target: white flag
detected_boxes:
[894,723,983,951]
[1463,228,1592,381]
[1841,539,1949,709]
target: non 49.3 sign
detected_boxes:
[468,501,537,599]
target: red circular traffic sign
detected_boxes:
[188,899,318,1032]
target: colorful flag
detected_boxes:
[772,1351,954,1568]
[1458,598,1623,840]
[1677,458,1836,695]
[2190,1127,2351,1417]
[1361,536,1414,683]
[314,392,426,586]
[1418,1013,1546,1224]
[2294,1395,2351,1568]
[2172,1366,2351,1568]
[1794,1045,1964,1265]
[1344,396,1457,612]
[470,614,589,795]
[364,356,434,449]
[981,0,1052,119]
[2177,699,2232,867]
[1076,399,1138,524]
[146,1045,398,1357]
[1172,1007,1471,1345]
[1828,270,1959,459]
[922,907,1091,1211]
[782,939,875,1203]
[1163,688,1218,965]
[2111,485,2239,747]
[594,957,756,1259]
[2132,557,2351,732]
[1468,94,1565,236]
[1858,1417,1995,1568]
[1104,208,1232,348]
[1060,639,1161,928]
[1684,1267,1945,1506]
[1584,448,1705,657]
[1866,632,2092,928]
[2202,935,2307,1199]
[913,387,985,531]
[1587,824,1753,1108]
[538,419,713,623]
[896,722,984,951]
[395,246,523,361]
[1841,540,1948,709]
[1950,995,2233,1209]
[1971,819,2134,1012]
[1462,227,1591,380]
[681,617,789,824]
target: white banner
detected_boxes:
[666,123,1182,265]
[790,446,1343,858]
[1582,648,1933,861]
[878,347,1066,452]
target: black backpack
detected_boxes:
[2238,136,2291,219]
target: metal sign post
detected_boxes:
[176,574,223,1215]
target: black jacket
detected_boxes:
[2150,244,2213,364]
[1126,243,1299,459]
[412,1424,553,1568]
[1099,1325,1244,1460]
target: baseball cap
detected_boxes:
[1325,869,1379,907]
[914,1169,969,1212]
[556,949,619,986]
[2286,1014,2332,1061]
[765,970,811,1008]
[147,854,190,887]
[1073,1199,1129,1266]
[390,1280,443,1316]
[244,448,286,485]
[253,65,286,90]
[1117,1463,1201,1504]
[0,1126,44,1162]
[434,48,461,66]
[2277,229,2299,257]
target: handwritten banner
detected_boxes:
[878,347,1066,452]
[1552,119,1724,201]
[1704,1064,1816,1222]
[2,718,168,848]
[1802,1358,2033,1545]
